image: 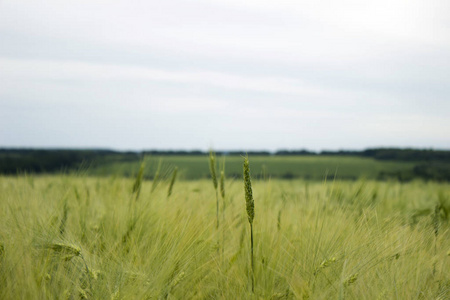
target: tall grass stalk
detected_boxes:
[132,160,145,201]
[243,156,255,293]
[122,159,146,248]
[432,203,440,275]
[220,169,226,259]
[167,167,178,198]
[209,151,219,229]
[220,170,225,201]
[59,197,68,236]
[151,158,162,193]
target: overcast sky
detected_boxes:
[1,0,449,151]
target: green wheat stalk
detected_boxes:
[132,159,145,201]
[209,150,219,229]
[59,196,69,236]
[243,156,255,292]
[167,167,178,198]
[432,203,440,275]
[220,170,225,200]
[151,158,162,193]
[220,168,226,259]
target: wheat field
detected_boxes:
[0,172,449,299]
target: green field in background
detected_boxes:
[89,155,415,180]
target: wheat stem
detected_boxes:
[151,158,162,193]
[167,167,178,198]
[132,159,145,201]
[209,151,219,229]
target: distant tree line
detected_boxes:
[359,148,450,161]
[144,148,450,161]
[377,162,450,182]
[277,148,450,161]
[142,150,272,156]
[0,149,139,174]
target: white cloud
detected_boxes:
[0,57,329,97]
[2,0,449,66]
[0,0,449,150]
